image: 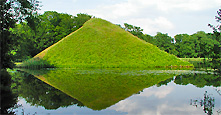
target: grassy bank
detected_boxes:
[179,58,216,71]
[179,58,210,62]
[16,58,54,69]
[30,18,192,68]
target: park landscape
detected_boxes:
[1,0,221,115]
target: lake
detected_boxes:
[4,68,221,115]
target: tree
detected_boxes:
[208,8,221,72]
[190,91,215,115]
[174,32,217,58]
[122,24,178,55]
[209,9,221,32]
[0,0,40,69]
[191,31,216,58]
[175,34,195,58]
[123,23,144,38]
[122,23,156,45]
[73,13,92,29]
[142,34,156,45]
[154,32,178,55]
[11,12,92,61]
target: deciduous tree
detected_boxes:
[11,12,92,61]
[0,0,40,69]
[208,8,221,71]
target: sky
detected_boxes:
[38,0,221,37]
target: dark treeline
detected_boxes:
[121,23,220,59]
[11,11,92,61]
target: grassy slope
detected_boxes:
[35,18,192,68]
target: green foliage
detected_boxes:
[121,23,219,62]
[192,31,216,58]
[175,34,196,58]
[11,12,92,61]
[142,34,156,45]
[17,58,54,69]
[208,8,221,72]
[122,24,178,56]
[180,58,209,62]
[123,23,144,38]
[73,13,92,29]
[174,32,218,58]
[35,18,192,68]
[154,32,178,55]
[0,0,40,69]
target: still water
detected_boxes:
[6,69,221,115]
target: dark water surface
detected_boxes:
[6,69,221,115]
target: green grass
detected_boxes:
[33,18,192,68]
[16,58,54,69]
[179,58,210,62]
[15,62,22,65]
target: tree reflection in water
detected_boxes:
[0,70,18,114]
[174,73,221,87]
[174,73,220,115]
[10,70,84,110]
[16,69,175,110]
[190,91,215,115]
[6,69,221,114]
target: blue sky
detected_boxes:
[39,0,221,37]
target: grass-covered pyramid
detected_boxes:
[33,18,192,68]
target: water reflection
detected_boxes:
[19,69,177,110]
[9,70,84,110]
[175,73,221,87]
[110,81,220,115]
[190,91,215,115]
[7,69,221,114]
[0,70,18,114]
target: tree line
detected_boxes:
[120,12,220,71]
[122,24,219,59]
[11,11,92,61]
[11,11,220,60]
[0,0,220,70]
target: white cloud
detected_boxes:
[125,17,175,35]
[73,0,220,36]
[131,0,221,12]
[138,85,174,98]
[112,99,138,113]
[41,0,221,36]
[110,3,138,17]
